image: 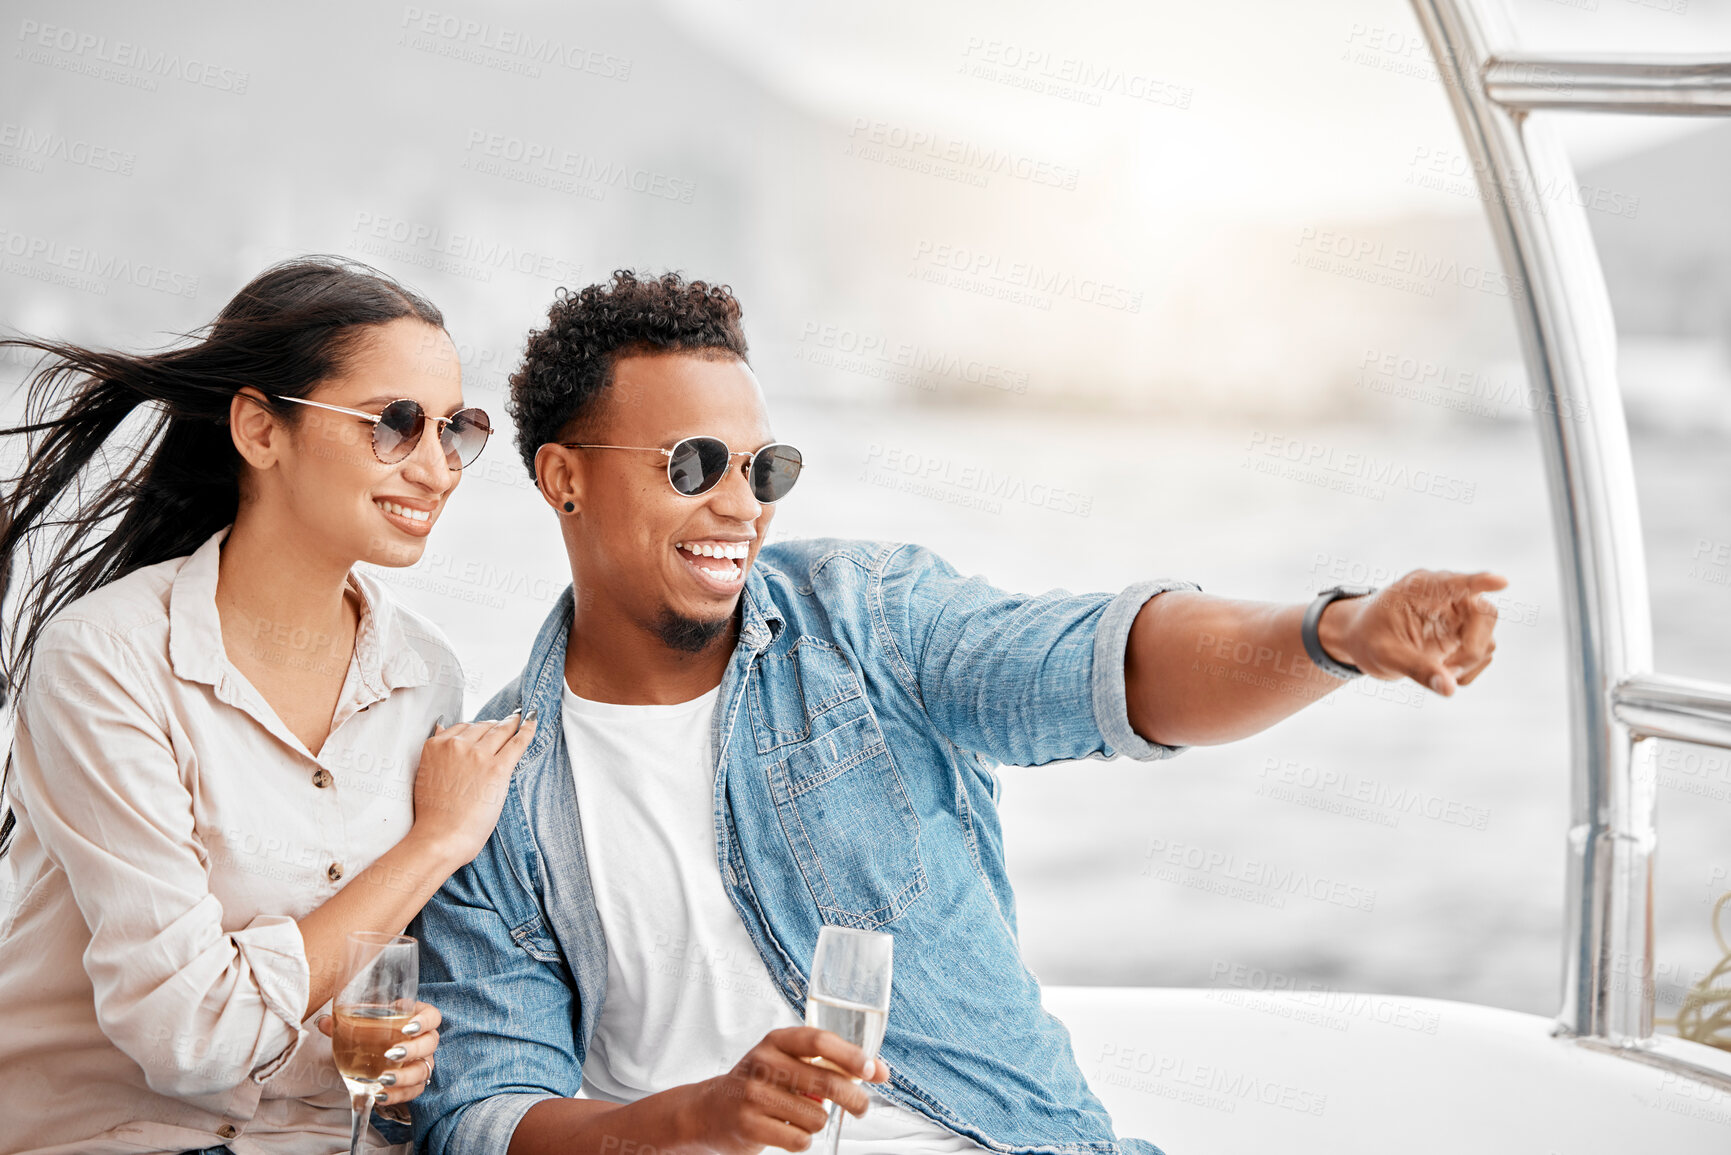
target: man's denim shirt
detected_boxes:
[409,538,1196,1155]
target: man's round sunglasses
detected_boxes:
[560,437,803,503]
[273,395,493,469]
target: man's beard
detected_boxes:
[652,609,733,654]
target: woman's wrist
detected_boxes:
[396,824,473,878]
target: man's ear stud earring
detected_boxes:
[563,501,576,513]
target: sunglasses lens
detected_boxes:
[752,444,802,503]
[441,408,493,469]
[668,437,732,496]
[373,400,425,463]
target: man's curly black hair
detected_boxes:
[506,270,750,479]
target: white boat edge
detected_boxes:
[1043,985,1731,1154]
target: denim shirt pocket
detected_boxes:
[751,638,928,928]
[490,797,566,967]
[510,912,564,964]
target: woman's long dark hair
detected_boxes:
[0,255,445,693]
[0,256,444,854]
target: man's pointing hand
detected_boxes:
[1317,569,1509,696]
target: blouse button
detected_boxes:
[328,862,345,882]
[312,768,333,789]
[217,1123,239,1139]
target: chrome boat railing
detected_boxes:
[1410,0,1731,1090]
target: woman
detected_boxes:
[0,257,534,1154]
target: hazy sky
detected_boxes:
[663,0,1730,224]
[2,0,1722,415]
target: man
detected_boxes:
[409,271,1504,1155]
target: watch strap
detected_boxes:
[1302,587,1372,679]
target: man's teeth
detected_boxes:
[676,541,747,584]
[677,541,750,560]
[378,500,431,523]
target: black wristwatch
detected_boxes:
[1302,586,1375,678]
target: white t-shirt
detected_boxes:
[563,680,982,1155]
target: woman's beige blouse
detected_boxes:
[0,528,464,1154]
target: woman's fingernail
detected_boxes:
[402,1020,422,1036]
[374,1090,389,1104]
[1429,674,1449,694]
[383,1045,407,1061]
[523,710,538,726]
[429,715,445,737]
[379,1072,397,1086]
[862,1058,875,1080]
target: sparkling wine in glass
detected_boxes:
[333,932,418,1155]
[805,926,893,1155]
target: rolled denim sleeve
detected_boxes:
[408,826,581,1155]
[13,623,308,1096]
[1091,578,1201,760]
[875,544,1199,766]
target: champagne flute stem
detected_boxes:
[822,1098,845,1155]
[348,1086,372,1155]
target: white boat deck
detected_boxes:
[1044,987,1731,1154]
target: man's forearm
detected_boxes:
[505,1026,878,1155]
[1124,590,1355,747]
[509,1087,698,1155]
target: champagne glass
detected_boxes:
[805,926,893,1155]
[333,932,418,1155]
